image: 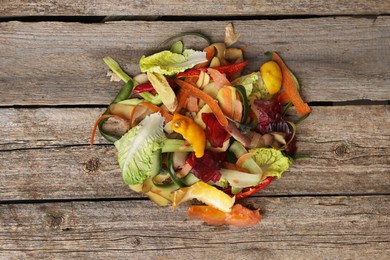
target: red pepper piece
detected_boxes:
[132,81,154,94]
[234,176,274,200]
[133,78,176,94]
[212,61,248,78]
[176,61,248,80]
[201,113,229,148]
[176,70,201,78]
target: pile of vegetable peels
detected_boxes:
[91,24,310,227]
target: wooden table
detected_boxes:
[1,1,389,259]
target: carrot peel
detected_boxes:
[236,152,255,168]
[139,101,173,122]
[268,51,311,116]
[175,79,228,127]
[90,114,126,146]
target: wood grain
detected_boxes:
[2,105,389,150]
[1,0,389,17]
[1,17,389,106]
[1,3,389,259]
[0,106,388,201]
[0,196,389,259]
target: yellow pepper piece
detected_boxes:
[260,60,282,95]
[171,113,206,158]
[172,181,235,213]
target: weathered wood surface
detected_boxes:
[2,106,390,149]
[1,17,390,106]
[1,0,389,17]
[1,4,389,259]
[0,106,388,201]
[1,196,389,259]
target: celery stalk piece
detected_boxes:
[139,92,162,105]
[229,141,263,175]
[103,56,133,83]
[161,139,194,153]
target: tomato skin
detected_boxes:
[188,205,226,226]
[225,204,261,227]
[188,204,262,227]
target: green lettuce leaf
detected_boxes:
[140,49,207,76]
[234,72,258,96]
[114,113,167,185]
[235,72,273,100]
[249,148,292,179]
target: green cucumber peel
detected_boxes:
[167,152,187,187]
[170,41,184,54]
[228,141,263,175]
[234,84,249,125]
[98,80,135,143]
[159,32,211,48]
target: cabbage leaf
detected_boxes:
[140,49,207,76]
[234,72,258,96]
[114,113,166,185]
[249,148,291,179]
[234,72,273,100]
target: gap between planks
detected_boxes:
[0,192,389,205]
[0,100,389,109]
[1,0,389,18]
[0,14,385,24]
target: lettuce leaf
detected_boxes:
[234,72,258,96]
[234,72,273,100]
[250,75,274,100]
[114,113,166,185]
[140,49,207,76]
[249,148,291,179]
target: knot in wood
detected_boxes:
[333,142,350,159]
[84,157,100,173]
[131,236,141,246]
[47,212,65,229]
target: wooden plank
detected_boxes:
[0,145,131,201]
[0,107,100,150]
[1,0,389,17]
[0,196,389,259]
[1,17,389,106]
[2,105,389,150]
[0,106,389,200]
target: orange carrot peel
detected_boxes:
[174,89,190,113]
[236,152,255,168]
[139,101,173,122]
[175,79,229,128]
[90,114,127,146]
[267,51,311,116]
